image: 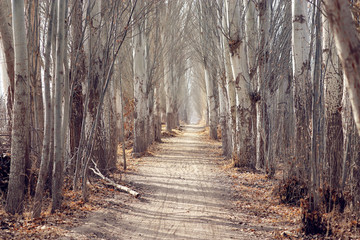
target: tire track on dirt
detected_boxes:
[118,125,249,240]
[60,125,274,240]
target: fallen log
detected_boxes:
[89,165,140,198]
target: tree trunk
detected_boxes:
[291,0,311,179]
[204,65,218,140]
[69,0,85,167]
[218,73,230,156]
[32,0,55,219]
[52,0,66,212]
[257,0,271,171]
[221,6,236,158]
[133,0,148,154]
[27,0,44,160]
[227,0,255,168]
[322,13,343,192]
[245,0,258,169]
[323,0,360,135]
[5,0,30,215]
[0,0,14,133]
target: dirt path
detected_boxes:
[118,125,242,239]
[60,125,281,239]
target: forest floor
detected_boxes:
[57,125,301,240]
[7,125,358,239]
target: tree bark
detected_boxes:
[5,0,30,215]
[0,0,14,133]
[32,0,56,219]
[291,0,311,179]
[52,0,66,212]
[133,0,148,154]
[27,0,44,159]
[69,0,85,165]
[227,0,255,168]
[324,0,360,135]
[204,65,218,139]
[322,13,344,191]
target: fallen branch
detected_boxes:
[90,163,140,198]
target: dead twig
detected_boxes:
[90,162,140,198]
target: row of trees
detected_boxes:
[194,0,360,226]
[2,0,360,229]
[0,0,193,216]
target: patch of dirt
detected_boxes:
[60,125,297,239]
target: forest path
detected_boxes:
[118,125,242,239]
[60,125,278,239]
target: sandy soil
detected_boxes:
[59,125,284,239]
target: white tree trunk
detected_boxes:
[291,0,311,178]
[33,0,56,218]
[322,12,344,191]
[133,0,148,153]
[324,0,360,135]
[227,0,254,167]
[5,0,30,214]
[245,0,258,169]
[220,1,236,157]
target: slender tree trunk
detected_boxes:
[257,0,271,171]
[291,0,311,179]
[5,0,30,215]
[28,0,44,160]
[218,72,229,156]
[245,0,258,169]
[154,78,162,142]
[204,65,218,139]
[51,0,66,212]
[323,0,360,135]
[133,0,148,154]
[322,13,344,192]
[32,0,55,219]
[0,0,14,133]
[310,1,323,210]
[227,0,254,168]
[69,0,85,165]
[221,13,236,158]
[164,60,175,131]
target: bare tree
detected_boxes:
[32,0,56,218]
[5,0,30,214]
[324,0,360,135]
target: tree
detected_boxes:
[226,0,255,168]
[5,0,30,214]
[324,0,360,135]
[322,12,343,192]
[0,0,14,131]
[52,0,66,212]
[291,0,311,179]
[133,0,148,154]
[32,0,56,218]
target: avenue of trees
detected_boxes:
[0,0,360,233]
